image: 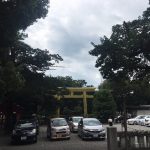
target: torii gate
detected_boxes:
[54,87,96,117]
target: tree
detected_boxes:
[11,41,63,73]
[0,62,24,100]
[89,2,150,109]
[93,89,116,123]
[55,76,87,87]
[0,0,49,47]
[89,2,150,149]
[89,5,150,81]
[0,0,67,131]
[0,0,51,101]
[0,0,51,97]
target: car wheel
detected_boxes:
[33,137,37,143]
[78,131,80,137]
[100,138,105,141]
[47,133,50,139]
[133,121,137,125]
[81,134,85,140]
[70,127,73,132]
[11,140,16,145]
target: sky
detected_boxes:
[24,0,149,87]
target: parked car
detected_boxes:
[114,114,131,123]
[78,118,105,140]
[47,118,70,140]
[19,115,39,134]
[127,115,146,125]
[138,115,149,126]
[11,119,37,144]
[144,115,150,126]
[68,116,83,132]
[114,115,123,123]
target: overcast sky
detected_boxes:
[24,0,149,87]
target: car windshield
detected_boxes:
[16,123,34,128]
[73,117,82,123]
[83,119,101,126]
[136,116,145,119]
[51,119,67,127]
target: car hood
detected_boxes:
[127,118,136,121]
[84,125,103,131]
[52,125,69,131]
[73,122,78,126]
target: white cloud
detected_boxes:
[24,0,149,87]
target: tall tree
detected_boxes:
[89,4,150,81]
[0,0,49,47]
[89,2,150,149]
[93,89,116,123]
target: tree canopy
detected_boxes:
[89,2,150,81]
[0,0,49,47]
[93,89,116,122]
[90,1,150,115]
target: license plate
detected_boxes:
[57,134,62,138]
[93,134,98,138]
[21,136,27,140]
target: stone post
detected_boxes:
[137,136,145,148]
[146,136,150,148]
[107,127,118,150]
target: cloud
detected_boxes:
[24,0,148,87]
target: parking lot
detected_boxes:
[0,124,150,150]
[0,126,107,150]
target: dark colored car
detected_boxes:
[11,120,37,144]
[78,118,105,140]
[19,115,39,134]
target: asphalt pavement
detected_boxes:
[0,126,107,150]
[0,124,149,150]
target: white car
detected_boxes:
[138,115,150,126]
[68,116,83,132]
[144,115,150,127]
[78,118,105,140]
[47,118,70,140]
[127,115,146,125]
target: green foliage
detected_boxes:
[0,0,49,47]
[55,76,87,87]
[62,105,82,116]
[0,62,24,98]
[0,0,64,118]
[98,80,112,90]
[89,2,150,112]
[98,78,150,112]
[12,41,63,72]
[93,89,116,122]
[89,3,150,81]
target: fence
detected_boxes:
[117,131,150,149]
[107,127,150,150]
